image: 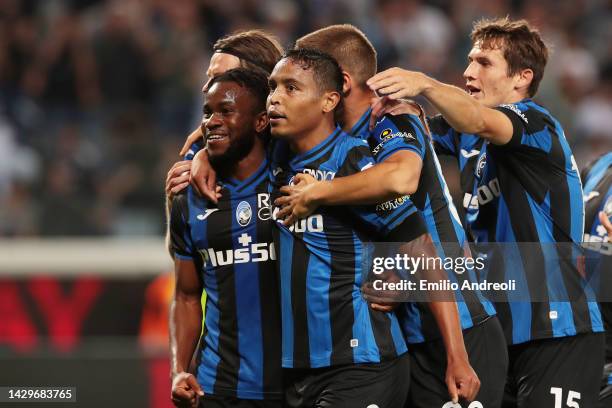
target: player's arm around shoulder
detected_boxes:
[274,136,422,225]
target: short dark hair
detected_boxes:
[207,68,269,113]
[282,48,343,96]
[295,24,377,88]
[213,30,284,75]
[471,17,548,97]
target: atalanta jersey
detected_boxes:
[581,152,612,362]
[352,109,495,343]
[429,99,603,345]
[169,159,282,399]
[269,126,428,369]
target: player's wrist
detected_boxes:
[308,180,330,206]
[417,73,436,96]
[446,347,469,365]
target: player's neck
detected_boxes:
[498,90,530,106]
[289,119,337,154]
[220,142,266,182]
[341,88,375,132]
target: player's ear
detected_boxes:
[515,68,533,95]
[254,111,268,134]
[322,91,341,114]
[341,71,352,95]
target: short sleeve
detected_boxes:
[169,192,195,259]
[369,114,427,163]
[335,141,426,240]
[494,103,551,151]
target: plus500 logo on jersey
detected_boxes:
[464,178,501,210]
[272,206,325,233]
[199,232,276,267]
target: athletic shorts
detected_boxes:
[502,332,605,408]
[284,352,410,408]
[406,316,508,408]
[198,394,282,408]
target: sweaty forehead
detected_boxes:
[206,81,247,104]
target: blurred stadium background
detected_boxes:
[0,0,610,406]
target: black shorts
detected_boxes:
[502,332,605,408]
[198,394,282,408]
[406,316,508,408]
[284,353,410,408]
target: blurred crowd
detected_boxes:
[1,0,611,237]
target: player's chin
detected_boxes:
[206,144,231,160]
[270,126,291,140]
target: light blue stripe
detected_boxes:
[583,152,612,194]
[186,186,221,393]
[496,196,532,344]
[401,303,425,343]
[304,241,332,367]
[353,238,381,363]
[553,119,584,243]
[527,192,576,337]
[279,227,295,368]
[521,128,552,152]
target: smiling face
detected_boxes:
[267,58,333,140]
[202,81,261,166]
[202,52,241,92]
[463,41,524,107]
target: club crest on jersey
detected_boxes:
[236,201,252,227]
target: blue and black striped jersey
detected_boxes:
[429,99,603,345]
[352,109,495,343]
[581,153,612,362]
[269,126,428,369]
[169,159,281,400]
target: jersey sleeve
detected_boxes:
[369,114,427,163]
[169,192,195,260]
[336,141,428,241]
[494,102,551,151]
[183,141,204,161]
[428,115,458,157]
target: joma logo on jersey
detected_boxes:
[376,195,410,212]
[464,178,501,209]
[199,233,276,267]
